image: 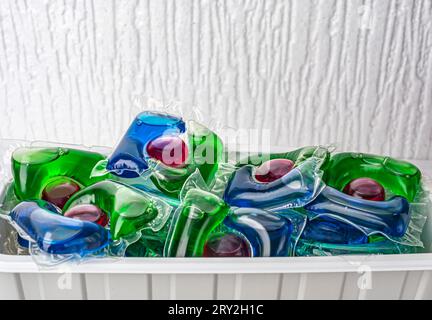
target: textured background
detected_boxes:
[0,0,431,159]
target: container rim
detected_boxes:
[2,253,432,274]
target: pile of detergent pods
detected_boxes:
[0,110,429,263]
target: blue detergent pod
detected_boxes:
[14,200,61,250]
[17,234,30,248]
[301,216,368,245]
[9,200,110,256]
[224,207,293,257]
[223,157,324,211]
[304,186,410,237]
[107,111,186,178]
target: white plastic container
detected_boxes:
[1,142,431,300]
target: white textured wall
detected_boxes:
[0,0,431,159]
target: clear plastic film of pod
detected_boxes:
[62,180,174,258]
[0,139,175,265]
[172,168,308,257]
[223,207,307,257]
[162,166,234,257]
[222,153,327,212]
[93,110,224,201]
[0,140,114,265]
[296,182,430,256]
[1,200,111,266]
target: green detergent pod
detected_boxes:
[63,180,173,241]
[164,188,230,257]
[12,147,109,204]
[148,121,224,197]
[323,152,421,202]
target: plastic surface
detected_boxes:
[300,216,368,245]
[107,111,186,178]
[0,162,431,300]
[343,178,385,201]
[141,120,224,197]
[238,146,330,168]
[295,152,426,248]
[323,152,421,202]
[104,112,223,198]
[146,136,188,167]
[63,180,173,240]
[64,204,109,226]
[294,238,418,256]
[203,232,252,257]
[12,147,108,201]
[164,188,229,257]
[254,159,295,183]
[1,139,432,299]
[224,208,293,257]
[7,200,110,256]
[3,136,428,261]
[304,186,410,237]
[223,156,325,210]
